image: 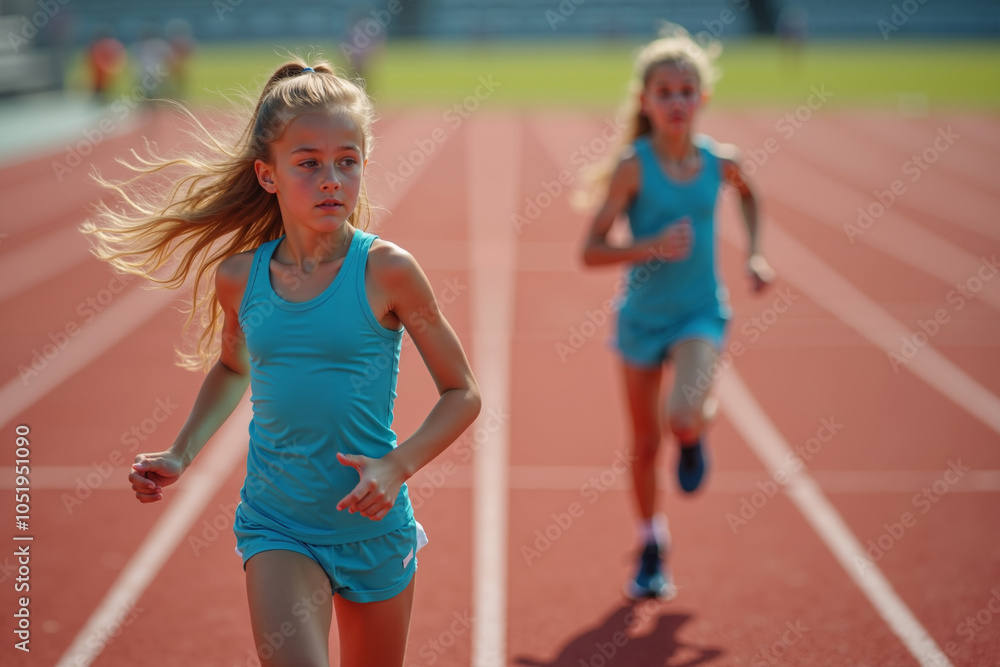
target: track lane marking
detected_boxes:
[761,151,1000,315]
[55,400,252,667]
[0,226,92,304]
[718,369,954,667]
[0,287,174,430]
[15,465,1000,493]
[719,217,1000,439]
[467,115,519,667]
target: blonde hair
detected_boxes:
[80,60,377,372]
[574,23,722,210]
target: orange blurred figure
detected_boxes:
[88,24,125,102]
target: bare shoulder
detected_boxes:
[712,141,743,165]
[610,149,640,190]
[616,146,640,175]
[367,238,425,287]
[215,249,256,312]
[218,250,255,279]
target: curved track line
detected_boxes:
[718,369,954,667]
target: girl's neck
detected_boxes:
[277,223,355,273]
[649,130,697,162]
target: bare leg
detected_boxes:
[666,339,720,445]
[334,575,416,667]
[245,550,333,667]
[622,361,664,521]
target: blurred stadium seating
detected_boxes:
[43,0,1000,43]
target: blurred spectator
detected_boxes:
[341,4,386,85]
[134,23,173,102]
[776,4,808,70]
[87,23,126,102]
[166,19,196,99]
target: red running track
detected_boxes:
[0,105,998,666]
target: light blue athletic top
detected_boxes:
[621,134,732,321]
[236,228,412,545]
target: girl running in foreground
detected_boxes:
[83,61,481,666]
[580,26,774,600]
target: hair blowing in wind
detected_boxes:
[80,60,377,371]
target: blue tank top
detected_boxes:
[621,134,732,321]
[235,228,412,545]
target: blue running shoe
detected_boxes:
[624,541,677,601]
[677,440,707,493]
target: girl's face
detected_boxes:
[254,109,366,233]
[640,62,706,137]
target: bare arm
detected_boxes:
[720,152,775,292]
[128,253,252,502]
[336,243,481,520]
[582,153,691,266]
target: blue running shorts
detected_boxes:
[234,507,429,603]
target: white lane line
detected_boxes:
[467,115,519,667]
[526,113,1000,435]
[720,218,1000,439]
[9,465,1000,493]
[0,287,174,430]
[55,399,251,667]
[0,226,92,304]
[719,369,954,667]
[761,155,1000,315]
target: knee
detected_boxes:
[667,407,702,443]
[255,634,328,667]
[260,648,327,667]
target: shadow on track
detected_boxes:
[513,601,722,667]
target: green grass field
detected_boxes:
[66,38,1000,110]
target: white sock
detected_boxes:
[637,514,670,547]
